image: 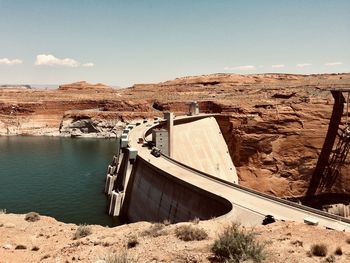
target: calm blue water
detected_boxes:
[0,136,120,226]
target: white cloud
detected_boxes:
[272,64,285,68]
[0,58,23,65]
[224,65,256,71]
[296,63,312,68]
[35,54,79,67]
[325,62,343,66]
[82,62,94,67]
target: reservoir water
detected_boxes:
[0,136,120,226]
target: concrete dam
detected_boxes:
[104,105,350,231]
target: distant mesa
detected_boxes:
[0,84,31,89]
[58,81,113,92]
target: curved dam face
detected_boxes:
[105,114,350,231]
[122,157,232,223]
[172,117,238,183]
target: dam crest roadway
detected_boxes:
[104,110,350,232]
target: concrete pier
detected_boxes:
[105,129,138,217]
[109,190,124,216]
[104,174,116,195]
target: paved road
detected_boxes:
[128,115,350,231]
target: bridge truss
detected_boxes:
[307,89,350,196]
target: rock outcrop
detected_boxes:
[0,82,157,137]
[58,81,113,92]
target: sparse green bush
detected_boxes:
[73,224,92,239]
[175,225,208,241]
[334,246,343,255]
[25,212,40,222]
[141,223,166,237]
[211,223,265,263]
[127,235,139,248]
[310,243,328,257]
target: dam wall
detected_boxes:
[104,115,235,223]
[104,114,350,231]
[121,156,232,223]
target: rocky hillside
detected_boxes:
[1,74,350,198]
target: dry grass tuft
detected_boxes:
[190,217,200,225]
[142,223,166,237]
[99,251,128,263]
[175,225,208,241]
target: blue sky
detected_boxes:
[0,0,349,87]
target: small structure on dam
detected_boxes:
[152,129,169,155]
[189,101,199,116]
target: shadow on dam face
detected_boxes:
[121,157,233,223]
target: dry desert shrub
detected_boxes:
[190,217,200,225]
[73,224,92,240]
[211,223,265,263]
[334,246,343,255]
[175,225,208,241]
[15,244,27,250]
[310,243,328,257]
[25,212,40,222]
[141,223,166,237]
[99,251,128,263]
[31,246,40,251]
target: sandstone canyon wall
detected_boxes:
[1,74,350,199]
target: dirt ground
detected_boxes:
[1,213,350,262]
